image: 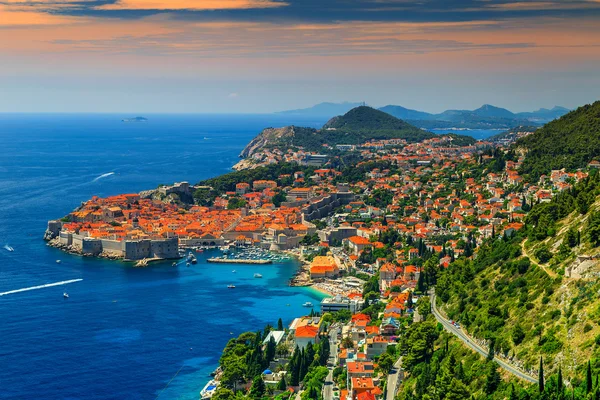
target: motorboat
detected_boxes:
[4,245,14,252]
[56,260,62,264]
[227,284,236,289]
[302,302,313,307]
[172,262,177,267]
[63,292,69,299]
[253,273,263,278]
[232,270,237,273]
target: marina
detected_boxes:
[207,258,272,264]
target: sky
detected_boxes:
[1,0,600,113]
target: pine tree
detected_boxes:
[588,360,593,393]
[509,383,518,400]
[276,374,287,391]
[539,357,545,393]
[487,339,495,361]
[277,318,284,331]
[249,375,266,399]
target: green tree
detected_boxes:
[588,360,594,393]
[512,323,525,345]
[277,318,284,331]
[484,362,501,395]
[212,387,236,400]
[377,352,395,375]
[276,374,287,391]
[539,357,545,393]
[249,375,266,399]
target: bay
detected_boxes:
[0,114,328,400]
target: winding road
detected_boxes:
[430,291,537,384]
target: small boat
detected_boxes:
[232,270,237,273]
[4,245,14,252]
[63,292,69,299]
[253,273,263,278]
[172,262,177,267]
[186,262,191,267]
[56,260,62,264]
[227,284,236,289]
[302,302,313,307]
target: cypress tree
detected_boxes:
[588,360,593,393]
[277,318,283,331]
[276,374,287,391]
[557,366,563,394]
[539,357,544,393]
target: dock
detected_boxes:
[207,258,272,264]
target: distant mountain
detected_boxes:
[516,106,570,123]
[241,106,435,157]
[276,102,571,129]
[472,104,515,119]
[323,106,435,143]
[378,105,433,121]
[276,102,363,117]
[518,101,600,178]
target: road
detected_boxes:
[323,324,340,400]
[322,369,334,400]
[430,291,537,384]
[386,357,404,400]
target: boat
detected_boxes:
[4,245,14,252]
[200,379,219,399]
[232,270,236,273]
[253,273,263,278]
[187,252,197,264]
[56,260,62,264]
[302,302,313,307]
[172,262,177,267]
[186,262,191,267]
[63,292,69,299]
[227,284,236,289]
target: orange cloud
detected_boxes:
[96,0,287,10]
[0,4,85,26]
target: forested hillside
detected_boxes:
[435,172,600,388]
[518,101,600,179]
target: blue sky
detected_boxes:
[1,0,599,113]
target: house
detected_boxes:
[344,236,372,255]
[365,336,389,359]
[381,317,400,335]
[294,325,320,349]
[310,256,339,279]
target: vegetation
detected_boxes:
[322,106,436,144]
[518,101,600,179]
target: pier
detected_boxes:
[207,258,272,264]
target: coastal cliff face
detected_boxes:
[239,126,297,158]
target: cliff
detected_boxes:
[239,126,300,158]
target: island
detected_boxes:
[121,116,148,122]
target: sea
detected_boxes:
[0,114,329,400]
[0,114,496,400]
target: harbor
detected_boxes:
[207,258,272,264]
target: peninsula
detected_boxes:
[44,102,600,399]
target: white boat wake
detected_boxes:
[92,172,115,182]
[0,279,83,297]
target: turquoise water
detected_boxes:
[0,114,327,399]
